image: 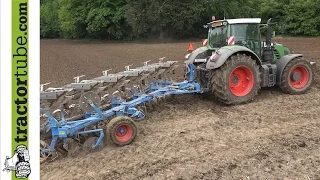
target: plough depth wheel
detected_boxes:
[107,116,137,146]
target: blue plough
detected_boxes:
[40,63,201,160]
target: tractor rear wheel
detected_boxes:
[210,54,261,105]
[280,57,314,94]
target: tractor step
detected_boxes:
[262,47,275,63]
[261,64,277,87]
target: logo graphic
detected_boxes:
[2,145,31,178]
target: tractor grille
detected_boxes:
[273,49,281,60]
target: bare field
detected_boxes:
[40,38,320,180]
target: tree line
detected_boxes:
[40,0,320,39]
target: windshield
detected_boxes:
[230,24,259,43]
[230,24,261,56]
[208,26,227,48]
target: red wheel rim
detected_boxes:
[289,65,309,89]
[228,66,254,97]
[115,124,133,143]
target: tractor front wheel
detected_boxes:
[280,57,314,94]
[210,54,261,105]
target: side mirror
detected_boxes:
[267,18,272,25]
[267,18,277,26]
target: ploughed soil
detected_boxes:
[40,37,320,180]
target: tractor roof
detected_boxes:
[226,18,261,24]
[209,18,261,26]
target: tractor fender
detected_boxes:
[185,46,210,64]
[275,54,303,85]
[206,46,262,69]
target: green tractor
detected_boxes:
[185,18,317,105]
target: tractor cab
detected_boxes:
[206,18,296,65]
[206,18,277,61]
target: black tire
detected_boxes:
[280,57,314,94]
[15,161,31,178]
[107,116,137,146]
[210,53,261,105]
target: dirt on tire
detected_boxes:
[210,53,261,105]
[41,37,320,180]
